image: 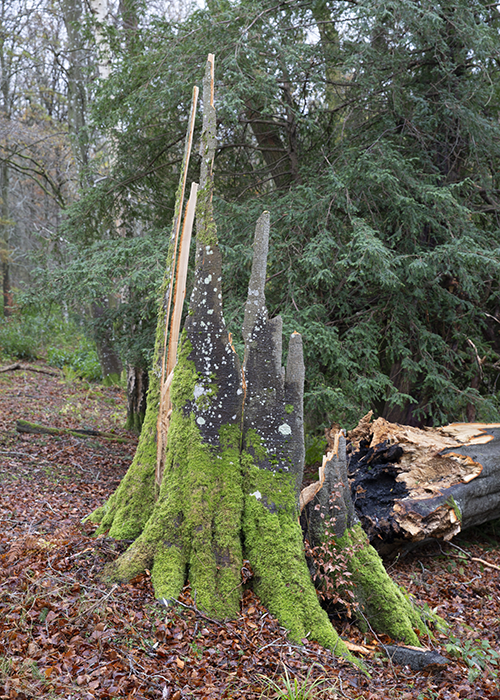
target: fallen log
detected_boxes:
[343,413,500,552]
[0,362,60,376]
[16,419,133,444]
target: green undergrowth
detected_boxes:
[260,664,335,699]
[0,305,102,382]
[47,344,102,382]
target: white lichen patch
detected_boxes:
[278,423,292,436]
[196,416,206,426]
[250,491,262,500]
[194,383,206,400]
[204,274,212,284]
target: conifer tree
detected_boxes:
[56,0,500,430]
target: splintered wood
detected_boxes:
[155,84,200,486]
[346,414,500,550]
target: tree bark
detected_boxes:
[89,58,428,659]
[125,364,148,433]
[346,414,500,553]
[0,161,12,318]
[90,300,123,386]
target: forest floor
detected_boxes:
[0,363,500,700]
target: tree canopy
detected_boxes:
[35,0,500,430]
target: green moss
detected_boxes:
[241,453,353,661]
[339,524,426,645]
[110,409,243,617]
[125,409,145,434]
[169,333,197,406]
[245,427,271,463]
[195,185,218,247]
[102,372,121,387]
[285,404,294,414]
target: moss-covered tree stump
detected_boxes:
[90,56,428,660]
[301,434,426,644]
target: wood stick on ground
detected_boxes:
[470,556,500,571]
[16,419,133,443]
[0,362,60,376]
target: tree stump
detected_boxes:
[89,56,428,658]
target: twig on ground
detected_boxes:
[75,583,119,621]
[160,596,225,627]
[446,541,500,571]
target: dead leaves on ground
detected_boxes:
[1,364,500,699]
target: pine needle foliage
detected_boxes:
[44,0,500,429]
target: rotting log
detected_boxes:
[344,413,500,552]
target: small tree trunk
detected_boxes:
[91,300,122,385]
[2,258,12,318]
[125,364,148,432]
[1,162,12,318]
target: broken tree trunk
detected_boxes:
[346,413,500,552]
[300,434,426,644]
[89,56,429,660]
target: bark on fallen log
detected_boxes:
[344,413,500,552]
[16,419,133,443]
[0,362,60,376]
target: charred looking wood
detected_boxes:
[345,416,500,553]
[348,439,409,544]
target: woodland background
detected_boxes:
[2,3,500,698]
[2,0,500,441]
